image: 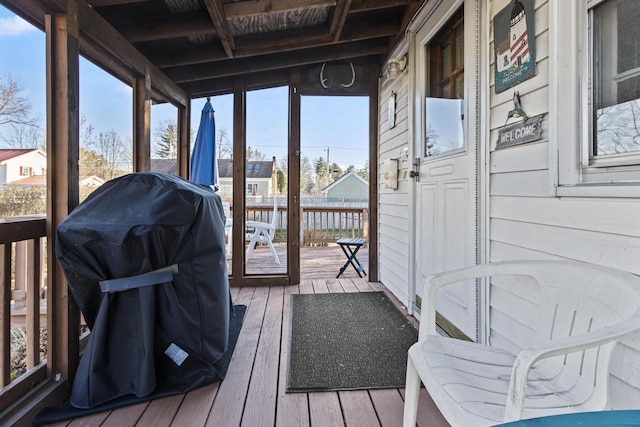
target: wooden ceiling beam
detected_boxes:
[87,0,150,6]
[329,0,351,42]
[151,13,395,69]
[180,69,292,98]
[350,0,415,13]
[121,12,216,43]
[224,0,336,18]
[73,0,188,106]
[203,0,236,57]
[164,39,388,82]
[234,25,331,57]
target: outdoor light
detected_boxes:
[387,55,407,79]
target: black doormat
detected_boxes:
[287,292,417,392]
[35,304,247,426]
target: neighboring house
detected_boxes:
[149,158,277,200]
[150,158,177,175]
[378,0,640,406]
[7,174,105,188]
[321,171,368,200]
[217,158,276,199]
[0,149,47,185]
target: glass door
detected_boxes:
[243,86,289,276]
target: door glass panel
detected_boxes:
[425,9,464,157]
[244,86,288,275]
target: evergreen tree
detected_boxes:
[156,120,177,159]
[276,169,287,194]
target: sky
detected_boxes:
[0,5,369,171]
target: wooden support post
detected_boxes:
[177,103,191,179]
[133,69,151,172]
[229,78,245,285]
[288,69,301,285]
[45,5,81,384]
[368,64,379,282]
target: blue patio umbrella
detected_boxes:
[190,98,219,189]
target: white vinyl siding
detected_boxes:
[378,71,412,305]
[488,0,640,405]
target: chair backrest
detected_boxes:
[490,260,640,408]
[267,198,278,240]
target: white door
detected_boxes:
[412,3,478,341]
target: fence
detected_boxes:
[245,202,368,245]
[0,216,47,410]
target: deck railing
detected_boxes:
[245,204,368,245]
[0,217,48,412]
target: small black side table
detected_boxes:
[336,238,367,278]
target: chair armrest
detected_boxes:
[420,261,541,338]
[503,313,640,422]
[246,220,275,230]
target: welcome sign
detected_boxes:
[497,114,544,149]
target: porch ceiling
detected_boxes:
[6,0,424,99]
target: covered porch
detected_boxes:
[0,0,416,423]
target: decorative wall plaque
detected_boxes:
[496,114,544,149]
[493,0,537,93]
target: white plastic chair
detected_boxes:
[245,198,280,264]
[403,260,640,427]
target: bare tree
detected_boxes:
[95,130,131,179]
[0,75,40,148]
[1,124,44,149]
[246,146,266,161]
[217,127,232,159]
[300,156,315,195]
[0,75,37,127]
[79,115,131,180]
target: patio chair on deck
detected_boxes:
[245,198,280,264]
[403,260,640,427]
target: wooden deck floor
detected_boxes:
[241,243,369,279]
[45,250,449,427]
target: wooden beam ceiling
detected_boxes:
[203,0,236,57]
[6,0,426,98]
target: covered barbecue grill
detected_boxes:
[55,172,232,409]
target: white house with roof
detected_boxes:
[217,158,276,200]
[0,149,47,185]
[321,171,368,200]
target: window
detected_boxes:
[424,9,464,157]
[20,166,32,176]
[246,183,258,195]
[553,0,640,196]
[591,0,640,159]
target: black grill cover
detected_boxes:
[55,172,231,409]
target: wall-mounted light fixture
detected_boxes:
[387,55,407,79]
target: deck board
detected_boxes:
[242,286,283,427]
[340,390,381,427]
[275,284,310,427]
[136,394,184,427]
[39,247,447,426]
